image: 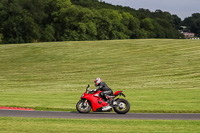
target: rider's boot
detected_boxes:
[102,105,112,111]
[101,96,113,111]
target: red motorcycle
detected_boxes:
[76,85,130,114]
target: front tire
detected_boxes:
[76,100,91,113]
[114,99,130,114]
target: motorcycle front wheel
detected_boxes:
[76,100,91,113]
[114,99,130,114]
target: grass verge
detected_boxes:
[0,117,200,133]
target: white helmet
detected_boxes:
[94,78,102,86]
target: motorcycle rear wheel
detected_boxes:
[76,100,91,113]
[114,99,130,114]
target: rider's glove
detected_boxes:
[91,89,97,92]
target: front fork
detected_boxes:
[84,100,88,106]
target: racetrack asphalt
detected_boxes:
[0,110,200,120]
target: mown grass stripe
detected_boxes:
[0,39,200,113]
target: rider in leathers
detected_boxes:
[93,78,113,104]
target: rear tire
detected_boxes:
[114,99,130,114]
[76,100,91,113]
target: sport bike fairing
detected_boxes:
[82,91,108,111]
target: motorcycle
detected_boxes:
[76,85,130,114]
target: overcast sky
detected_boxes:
[102,0,200,20]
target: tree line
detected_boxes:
[0,0,199,44]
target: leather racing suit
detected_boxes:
[95,82,113,102]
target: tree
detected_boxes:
[136,8,152,19]
[183,13,200,36]
[0,0,189,44]
[141,18,154,31]
[153,21,165,38]
[2,1,40,43]
[0,1,4,33]
[121,12,140,39]
[19,0,48,25]
[47,0,72,41]
[172,15,182,29]
[41,25,55,42]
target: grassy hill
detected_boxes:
[0,39,199,113]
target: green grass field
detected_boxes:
[0,117,200,133]
[0,39,200,113]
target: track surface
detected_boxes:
[0,110,200,120]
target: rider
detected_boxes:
[93,78,113,105]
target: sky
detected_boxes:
[102,0,200,20]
